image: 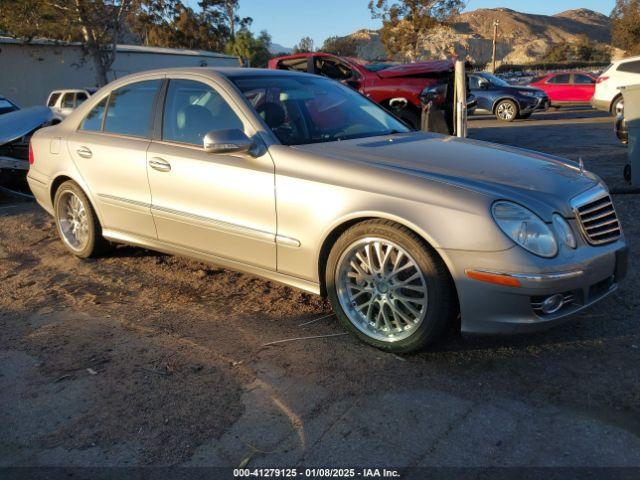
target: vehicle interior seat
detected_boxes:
[176,104,214,144]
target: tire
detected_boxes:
[611,96,623,116]
[53,180,111,258]
[495,99,518,122]
[325,220,457,353]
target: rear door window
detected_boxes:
[277,58,309,72]
[547,74,570,84]
[573,74,594,84]
[79,97,108,132]
[103,80,160,137]
[618,60,640,74]
[61,93,75,108]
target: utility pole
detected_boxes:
[491,19,500,73]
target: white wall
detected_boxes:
[0,42,240,107]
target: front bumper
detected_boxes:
[445,238,628,334]
[519,95,549,114]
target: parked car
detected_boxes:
[528,72,596,107]
[468,72,549,121]
[268,52,471,132]
[47,88,95,119]
[1,106,55,182]
[0,95,19,115]
[592,56,640,114]
[27,68,628,352]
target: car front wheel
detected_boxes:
[495,99,518,122]
[326,220,457,353]
[53,180,111,258]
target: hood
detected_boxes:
[375,59,454,78]
[514,86,546,94]
[294,132,600,219]
[0,106,53,145]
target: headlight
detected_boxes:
[492,201,558,257]
[552,214,577,249]
[519,90,537,97]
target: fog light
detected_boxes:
[541,294,564,314]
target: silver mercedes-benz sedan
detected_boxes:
[27,67,628,352]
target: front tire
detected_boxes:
[495,99,518,122]
[325,220,457,353]
[53,180,111,258]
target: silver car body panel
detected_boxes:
[27,67,627,333]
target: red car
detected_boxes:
[268,52,460,129]
[528,72,596,106]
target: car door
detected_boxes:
[67,78,162,239]
[146,77,277,270]
[544,74,571,102]
[571,74,595,102]
[468,75,492,111]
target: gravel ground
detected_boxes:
[1,109,639,474]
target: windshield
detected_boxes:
[232,75,410,145]
[483,73,510,87]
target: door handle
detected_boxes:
[148,157,171,172]
[76,146,92,158]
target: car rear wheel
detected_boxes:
[495,99,518,122]
[611,95,623,116]
[53,180,111,258]
[326,220,456,353]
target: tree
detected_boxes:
[322,35,358,57]
[368,0,464,61]
[611,0,640,55]
[0,0,135,86]
[542,36,611,63]
[293,36,315,53]
[225,29,272,67]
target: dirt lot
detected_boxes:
[1,108,639,473]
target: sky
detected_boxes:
[187,0,616,49]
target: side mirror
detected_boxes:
[478,79,490,90]
[203,129,252,154]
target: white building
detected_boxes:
[0,37,241,106]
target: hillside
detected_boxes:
[339,8,618,65]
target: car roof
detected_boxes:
[112,67,315,84]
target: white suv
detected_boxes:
[46,89,96,119]
[592,56,640,114]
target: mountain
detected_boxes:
[337,8,618,65]
[269,42,293,55]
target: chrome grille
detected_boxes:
[574,193,621,245]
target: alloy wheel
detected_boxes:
[496,101,516,121]
[335,237,429,342]
[56,190,89,251]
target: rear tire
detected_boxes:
[325,220,457,353]
[53,180,111,258]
